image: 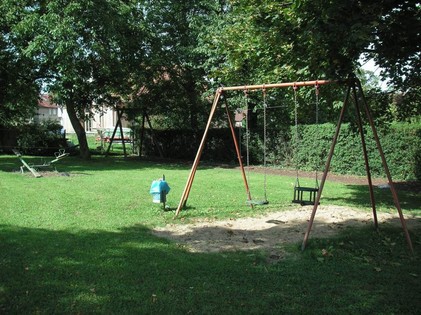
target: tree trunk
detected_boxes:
[66,101,91,159]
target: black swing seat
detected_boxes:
[292,186,319,206]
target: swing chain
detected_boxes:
[293,84,299,184]
[243,87,269,205]
[244,89,250,183]
[262,86,268,201]
[315,82,320,188]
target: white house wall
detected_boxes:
[61,107,129,134]
[35,107,61,124]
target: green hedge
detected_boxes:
[140,123,420,181]
[295,123,421,181]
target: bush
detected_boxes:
[295,123,421,181]
[17,120,66,155]
[138,122,420,181]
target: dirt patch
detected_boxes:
[17,170,71,178]
[152,205,421,256]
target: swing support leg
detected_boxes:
[356,79,413,253]
[175,90,222,216]
[224,97,253,206]
[352,84,378,228]
[302,78,414,254]
[302,83,351,251]
[175,89,254,216]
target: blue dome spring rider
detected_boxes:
[149,175,171,209]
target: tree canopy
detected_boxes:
[23,0,147,158]
[0,2,41,127]
[198,0,419,87]
[1,0,419,157]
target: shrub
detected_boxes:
[295,123,420,181]
[138,122,420,181]
[17,120,66,155]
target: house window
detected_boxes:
[85,120,92,131]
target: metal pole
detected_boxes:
[220,80,334,92]
[105,108,124,157]
[139,112,146,157]
[117,109,127,158]
[145,113,164,158]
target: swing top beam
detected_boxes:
[218,79,334,92]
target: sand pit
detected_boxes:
[153,205,420,256]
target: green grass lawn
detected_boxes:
[0,154,420,314]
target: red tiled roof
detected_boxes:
[38,94,58,109]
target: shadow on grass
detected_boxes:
[0,155,233,174]
[324,184,421,213]
[1,219,420,314]
[0,155,185,174]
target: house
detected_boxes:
[36,94,131,135]
[35,94,63,124]
[61,105,131,135]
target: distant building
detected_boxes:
[61,105,131,134]
[36,94,131,134]
[35,94,63,124]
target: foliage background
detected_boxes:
[139,122,421,181]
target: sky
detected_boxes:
[360,57,390,90]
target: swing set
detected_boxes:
[292,83,321,206]
[175,77,414,253]
[241,88,269,205]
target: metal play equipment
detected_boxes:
[174,76,414,253]
[13,149,69,178]
[103,107,164,158]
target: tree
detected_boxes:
[0,2,41,127]
[22,0,146,159]
[364,1,420,90]
[198,0,420,124]
[131,0,219,130]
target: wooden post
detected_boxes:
[224,96,253,206]
[356,79,414,253]
[302,83,352,250]
[352,84,378,228]
[175,89,223,216]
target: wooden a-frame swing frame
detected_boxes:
[104,107,164,158]
[175,77,414,253]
